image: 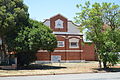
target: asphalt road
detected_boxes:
[0,72,120,80]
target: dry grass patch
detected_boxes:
[0,61,120,76]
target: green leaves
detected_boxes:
[0,0,57,66]
[0,0,29,36]
[75,2,120,68]
[100,52,119,66]
[14,19,57,66]
[15,19,57,52]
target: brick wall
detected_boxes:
[36,14,97,62]
[82,43,97,61]
[50,14,68,32]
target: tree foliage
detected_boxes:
[0,0,57,66]
[15,19,57,66]
[15,19,57,52]
[75,1,120,68]
[0,0,29,62]
[0,0,29,37]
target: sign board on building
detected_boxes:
[51,55,61,62]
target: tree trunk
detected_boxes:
[0,37,5,62]
[99,60,102,68]
[1,37,7,62]
[103,61,107,69]
[49,52,51,63]
[97,53,102,68]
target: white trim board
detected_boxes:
[38,50,83,52]
[35,60,86,64]
[53,32,83,35]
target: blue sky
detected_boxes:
[24,0,120,22]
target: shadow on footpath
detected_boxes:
[14,64,66,70]
[0,64,66,70]
[93,67,120,72]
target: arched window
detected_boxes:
[69,38,79,48]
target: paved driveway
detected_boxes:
[0,72,120,80]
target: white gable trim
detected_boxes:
[53,32,83,35]
[38,50,83,52]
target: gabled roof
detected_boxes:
[43,14,80,27]
[50,14,68,19]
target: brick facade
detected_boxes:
[50,14,68,32]
[36,14,97,63]
[81,43,96,61]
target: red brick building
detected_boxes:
[36,14,96,63]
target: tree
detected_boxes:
[15,19,57,66]
[0,0,29,61]
[98,29,120,68]
[75,1,120,68]
[0,0,57,67]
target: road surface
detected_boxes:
[0,72,120,80]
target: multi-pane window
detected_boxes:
[57,41,64,47]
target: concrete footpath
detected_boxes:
[0,72,120,80]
